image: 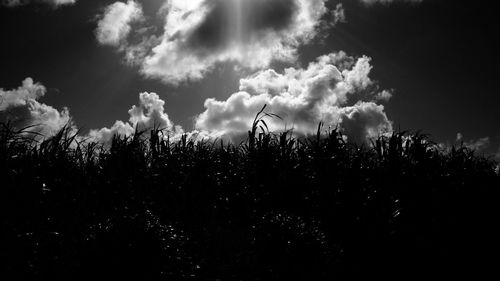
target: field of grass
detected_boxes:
[1,118,499,280]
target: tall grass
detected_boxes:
[0,116,498,280]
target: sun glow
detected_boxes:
[233,0,244,45]
[222,0,245,52]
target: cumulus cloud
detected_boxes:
[0,78,72,137]
[338,102,391,142]
[95,1,144,47]
[87,51,392,144]
[0,56,392,145]
[96,0,335,84]
[375,90,393,102]
[360,0,423,5]
[88,92,183,143]
[194,51,393,142]
[88,120,135,144]
[1,0,76,7]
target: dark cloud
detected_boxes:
[185,0,299,54]
[184,1,233,53]
[243,0,298,32]
[0,104,33,129]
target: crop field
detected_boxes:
[1,120,499,280]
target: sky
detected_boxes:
[0,0,499,158]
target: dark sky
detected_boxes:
[0,0,499,156]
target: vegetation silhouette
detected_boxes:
[0,107,499,280]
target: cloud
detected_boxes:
[332,3,346,24]
[360,0,423,5]
[95,1,144,47]
[194,51,393,142]
[375,90,393,102]
[96,0,335,85]
[1,0,76,7]
[88,120,135,144]
[87,51,391,144]
[455,133,490,152]
[0,55,391,146]
[338,102,391,142]
[88,92,183,143]
[0,78,72,137]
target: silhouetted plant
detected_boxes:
[0,108,499,280]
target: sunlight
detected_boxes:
[225,0,245,52]
[233,0,244,45]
